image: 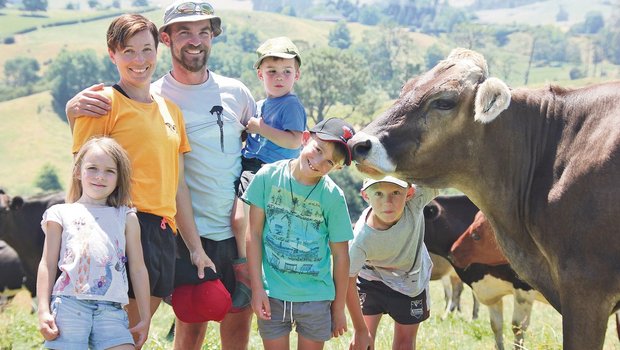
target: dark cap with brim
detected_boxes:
[310,118,356,166]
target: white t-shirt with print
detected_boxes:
[41,203,134,305]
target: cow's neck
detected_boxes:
[457,87,567,308]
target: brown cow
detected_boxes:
[349,48,620,350]
[425,196,545,350]
[430,252,479,320]
[450,211,509,268]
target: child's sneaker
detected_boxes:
[230,258,251,313]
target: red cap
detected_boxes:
[171,280,232,323]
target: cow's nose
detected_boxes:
[349,138,372,161]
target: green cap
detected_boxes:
[253,36,301,69]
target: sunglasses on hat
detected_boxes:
[172,2,214,16]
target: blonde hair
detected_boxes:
[68,137,132,208]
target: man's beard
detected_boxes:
[171,41,209,73]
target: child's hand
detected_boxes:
[246,117,263,135]
[251,289,271,320]
[349,331,373,350]
[331,309,348,338]
[129,319,150,349]
[38,311,59,341]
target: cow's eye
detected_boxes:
[471,231,481,241]
[433,99,456,110]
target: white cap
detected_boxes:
[361,176,409,191]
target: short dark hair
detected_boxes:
[310,134,347,166]
[107,14,159,52]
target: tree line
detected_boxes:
[3,1,620,212]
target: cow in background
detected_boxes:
[450,211,509,268]
[0,190,64,298]
[430,252,479,320]
[424,195,547,350]
[0,240,26,310]
[451,210,620,342]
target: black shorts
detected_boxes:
[175,235,239,295]
[128,212,177,299]
[357,277,430,325]
[235,156,265,197]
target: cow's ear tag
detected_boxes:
[474,77,511,124]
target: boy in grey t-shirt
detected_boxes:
[346,176,438,350]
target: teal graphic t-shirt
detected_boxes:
[243,160,353,302]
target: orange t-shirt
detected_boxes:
[72,87,191,231]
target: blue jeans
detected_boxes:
[44,295,134,350]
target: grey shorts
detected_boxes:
[257,298,332,342]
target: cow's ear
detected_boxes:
[474,77,511,124]
[10,196,23,210]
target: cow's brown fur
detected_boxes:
[349,48,620,350]
[450,211,509,268]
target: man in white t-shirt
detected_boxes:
[65,2,256,349]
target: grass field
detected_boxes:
[0,91,73,196]
[1,280,618,349]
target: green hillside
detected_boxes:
[0,4,618,195]
[0,91,73,196]
[0,9,439,195]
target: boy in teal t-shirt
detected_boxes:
[243,118,356,348]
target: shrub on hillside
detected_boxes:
[46,49,103,120]
[569,67,584,80]
[35,164,63,192]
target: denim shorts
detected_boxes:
[257,298,332,342]
[44,295,134,350]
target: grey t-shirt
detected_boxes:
[152,71,256,240]
[349,186,439,297]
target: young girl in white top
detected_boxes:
[37,137,151,349]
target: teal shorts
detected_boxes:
[257,298,332,342]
